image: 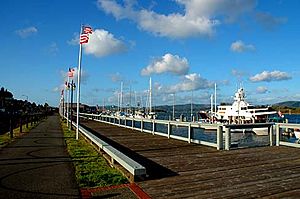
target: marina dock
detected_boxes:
[81,119,300,198]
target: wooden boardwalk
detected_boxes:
[81,120,300,199]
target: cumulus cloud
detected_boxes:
[255,11,287,31]
[141,53,189,76]
[250,70,291,82]
[176,0,256,22]
[169,73,213,92]
[48,42,59,55]
[256,86,268,94]
[97,0,258,38]
[231,69,247,79]
[83,29,127,57]
[15,26,38,38]
[230,40,255,52]
[109,72,123,82]
[68,29,127,57]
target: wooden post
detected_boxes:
[9,116,13,138]
[276,124,280,146]
[188,123,191,143]
[225,127,231,150]
[26,115,29,128]
[217,125,223,150]
[19,116,22,133]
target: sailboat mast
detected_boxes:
[214,83,217,115]
[149,77,152,113]
[120,81,123,112]
[173,93,175,120]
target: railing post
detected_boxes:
[125,117,127,127]
[141,119,143,132]
[118,116,121,126]
[217,125,223,150]
[152,120,155,135]
[167,122,171,139]
[269,125,273,146]
[225,127,231,150]
[276,124,280,146]
[188,123,191,143]
[132,118,134,130]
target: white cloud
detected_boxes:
[67,33,79,45]
[230,40,255,52]
[231,69,246,79]
[250,70,292,82]
[109,72,123,82]
[97,0,258,38]
[15,26,38,38]
[169,73,213,92]
[255,11,287,31]
[176,0,256,21]
[83,29,127,57]
[98,0,221,38]
[141,53,189,76]
[256,86,268,94]
[48,42,59,55]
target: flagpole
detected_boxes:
[76,25,83,140]
[67,76,70,128]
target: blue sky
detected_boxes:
[1,0,300,107]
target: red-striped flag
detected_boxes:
[83,26,93,34]
[79,26,93,44]
[80,34,89,44]
[68,68,75,77]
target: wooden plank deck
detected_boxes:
[81,120,300,199]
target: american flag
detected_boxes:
[83,26,93,34]
[80,34,89,44]
[80,26,93,44]
[68,68,75,78]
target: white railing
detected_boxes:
[73,113,300,150]
[276,123,300,148]
[80,113,224,150]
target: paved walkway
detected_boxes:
[0,115,80,199]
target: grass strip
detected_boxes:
[0,122,39,148]
[61,121,128,188]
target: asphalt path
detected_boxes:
[0,115,80,199]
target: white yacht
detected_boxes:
[215,87,278,124]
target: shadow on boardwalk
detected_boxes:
[82,124,178,180]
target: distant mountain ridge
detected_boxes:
[273,101,300,108]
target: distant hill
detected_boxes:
[155,104,211,114]
[273,101,300,108]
